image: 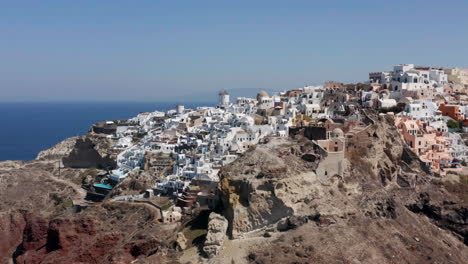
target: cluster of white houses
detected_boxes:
[105,87,329,202]
[94,64,468,207]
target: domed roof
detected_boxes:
[332,128,344,137]
[257,90,269,97]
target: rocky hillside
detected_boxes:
[0,160,178,264]
[213,113,468,263]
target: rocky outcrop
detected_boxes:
[37,134,120,170]
[203,212,228,258]
[3,204,168,264]
[14,215,135,264]
[62,137,117,169]
[176,232,188,250]
[0,212,26,263]
[218,137,324,238]
[36,136,79,161]
[408,192,468,245]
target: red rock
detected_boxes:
[0,212,26,263]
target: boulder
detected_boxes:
[176,232,188,250]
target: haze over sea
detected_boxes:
[0,102,209,161]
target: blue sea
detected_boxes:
[0,102,210,161]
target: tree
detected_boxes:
[447,119,462,130]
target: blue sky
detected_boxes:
[1,0,467,101]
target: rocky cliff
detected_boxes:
[36,136,79,161]
[62,137,117,169]
[218,137,323,238]
[215,113,468,263]
[37,134,119,169]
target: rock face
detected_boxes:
[12,212,161,264]
[37,134,120,170]
[36,136,79,161]
[62,137,117,169]
[218,137,323,238]
[0,211,26,263]
[203,212,228,258]
[176,232,188,250]
[14,215,136,264]
[408,192,468,245]
[2,203,168,264]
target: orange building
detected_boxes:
[285,89,302,97]
[438,104,464,121]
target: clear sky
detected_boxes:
[1,0,467,102]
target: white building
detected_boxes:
[218,91,230,107]
[371,64,448,100]
[403,100,438,120]
[176,104,185,115]
[446,132,468,162]
[369,71,392,84]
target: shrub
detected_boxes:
[447,119,463,130]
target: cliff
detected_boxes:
[215,114,468,263]
[218,136,322,238]
[37,134,119,169]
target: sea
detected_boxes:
[0,101,210,161]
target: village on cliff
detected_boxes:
[84,64,468,224]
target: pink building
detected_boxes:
[395,117,461,175]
